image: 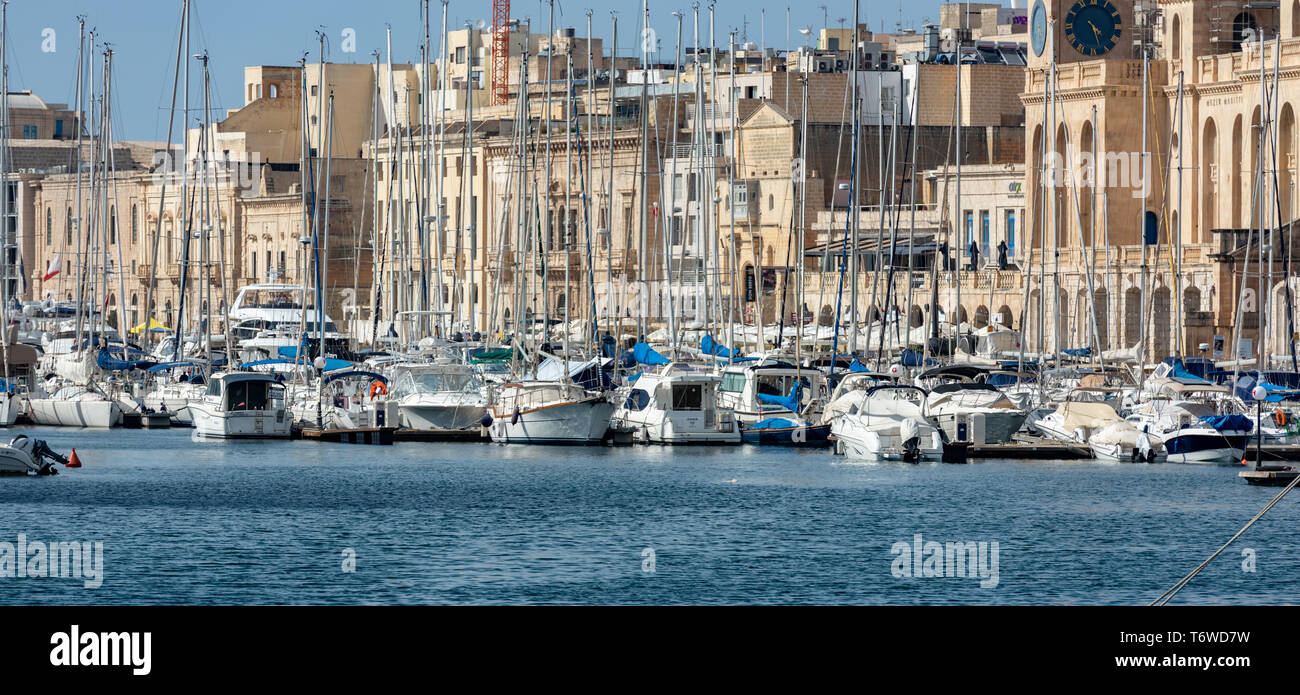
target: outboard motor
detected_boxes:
[9,435,67,475]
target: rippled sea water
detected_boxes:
[1,426,1296,605]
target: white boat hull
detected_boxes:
[832,418,945,462]
[614,410,741,445]
[0,446,36,475]
[489,397,613,444]
[26,398,122,428]
[399,400,487,431]
[0,394,20,427]
[190,404,292,439]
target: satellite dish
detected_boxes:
[475,19,487,30]
[940,38,957,53]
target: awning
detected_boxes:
[130,318,172,334]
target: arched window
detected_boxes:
[1171,14,1182,59]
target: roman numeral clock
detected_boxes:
[1064,0,1122,56]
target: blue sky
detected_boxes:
[4,0,948,143]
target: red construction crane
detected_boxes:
[491,0,509,106]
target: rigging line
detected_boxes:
[1151,471,1300,606]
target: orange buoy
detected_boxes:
[66,449,82,468]
[369,380,388,400]
[1275,409,1288,427]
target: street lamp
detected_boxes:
[1251,384,1268,470]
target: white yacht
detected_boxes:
[716,359,828,427]
[189,372,291,439]
[827,384,945,462]
[487,381,613,444]
[1126,395,1248,464]
[228,284,348,361]
[610,365,740,444]
[923,382,1027,444]
[391,362,489,431]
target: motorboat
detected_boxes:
[827,384,945,462]
[189,372,291,439]
[228,284,351,361]
[1031,400,1162,462]
[915,366,1028,444]
[610,364,740,444]
[390,362,489,431]
[0,434,68,475]
[716,359,828,427]
[741,416,832,447]
[1127,400,1249,464]
[1128,375,1249,464]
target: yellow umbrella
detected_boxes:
[130,318,172,334]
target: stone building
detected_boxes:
[1023,0,1300,363]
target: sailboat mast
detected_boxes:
[144,0,186,355]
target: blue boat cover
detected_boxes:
[96,348,156,371]
[900,349,936,367]
[849,359,870,373]
[1199,414,1253,432]
[1062,347,1092,357]
[749,417,801,430]
[700,334,734,358]
[632,342,670,365]
[756,382,801,413]
[146,360,204,373]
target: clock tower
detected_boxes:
[1027,0,1137,69]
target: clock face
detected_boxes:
[1031,0,1047,57]
[1065,0,1122,56]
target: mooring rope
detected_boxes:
[1151,470,1300,606]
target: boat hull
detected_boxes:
[742,423,833,447]
[1163,432,1249,464]
[931,410,1027,444]
[832,419,945,462]
[0,447,36,475]
[190,405,292,439]
[489,397,613,444]
[26,398,122,428]
[399,401,488,431]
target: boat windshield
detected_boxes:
[395,370,480,395]
[236,289,314,311]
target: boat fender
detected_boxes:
[479,413,494,428]
[369,381,388,400]
[510,408,521,425]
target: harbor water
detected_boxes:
[3,426,1297,605]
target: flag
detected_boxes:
[43,253,62,282]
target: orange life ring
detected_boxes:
[1274,408,1287,427]
[369,381,388,400]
